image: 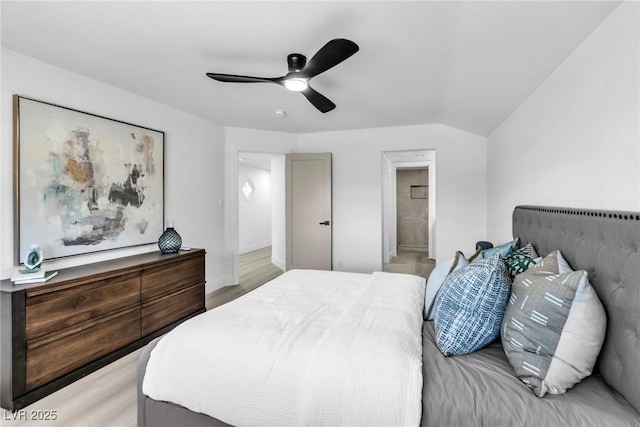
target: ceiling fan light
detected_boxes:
[284,78,308,92]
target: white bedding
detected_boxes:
[142,269,425,427]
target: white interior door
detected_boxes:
[286,153,332,270]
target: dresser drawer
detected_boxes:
[141,253,205,302]
[141,282,204,336]
[26,273,140,340]
[25,307,140,391]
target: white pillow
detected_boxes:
[424,250,479,319]
[424,259,454,319]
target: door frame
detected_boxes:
[225,134,294,286]
[381,150,436,264]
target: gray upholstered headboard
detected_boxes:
[513,205,640,412]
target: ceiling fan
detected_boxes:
[206,38,359,113]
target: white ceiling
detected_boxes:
[1,1,621,137]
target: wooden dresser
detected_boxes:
[0,249,206,411]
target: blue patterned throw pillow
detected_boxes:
[432,254,511,356]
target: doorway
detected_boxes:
[382,150,436,278]
[237,151,285,287]
[396,168,429,253]
[238,153,273,255]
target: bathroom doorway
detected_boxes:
[381,150,436,271]
[396,167,429,254]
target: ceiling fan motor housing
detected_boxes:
[287,54,307,73]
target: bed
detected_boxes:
[138,206,640,426]
[139,269,426,427]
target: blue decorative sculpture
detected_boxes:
[23,243,43,272]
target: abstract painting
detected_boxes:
[13,95,164,263]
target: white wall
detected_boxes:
[297,124,487,270]
[0,48,227,293]
[238,164,272,254]
[270,154,286,271]
[487,1,640,243]
[381,153,397,263]
[224,127,296,284]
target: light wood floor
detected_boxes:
[383,248,435,279]
[2,349,140,427]
[1,248,434,426]
[206,246,283,310]
[2,247,282,427]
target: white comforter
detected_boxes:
[143,269,425,427]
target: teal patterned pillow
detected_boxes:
[432,254,512,356]
[503,243,539,277]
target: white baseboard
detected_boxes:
[271,255,285,271]
[205,274,233,294]
[239,241,272,255]
[386,248,396,263]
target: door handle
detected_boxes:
[319,220,331,226]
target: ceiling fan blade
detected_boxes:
[300,86,336,113]
[300,38,359,78]
[206,73,280,84]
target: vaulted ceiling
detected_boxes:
[1,1,621,136]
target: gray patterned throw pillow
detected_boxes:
[501,250,606,397]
